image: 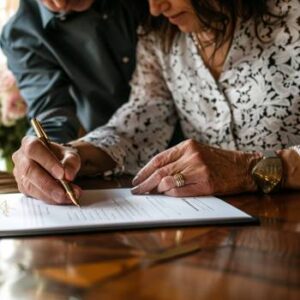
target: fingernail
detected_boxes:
[52,164,64,180]
[131,186,141,195]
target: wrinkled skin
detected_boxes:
[132,139,261,197]
[13,136,81,204]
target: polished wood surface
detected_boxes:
[0,172,299,300]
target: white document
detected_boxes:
[0,188,255,237]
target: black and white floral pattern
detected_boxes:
[81,0,300,175]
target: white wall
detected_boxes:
[0,0,20,64]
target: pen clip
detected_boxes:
[31,118,50,144]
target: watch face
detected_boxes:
[252,157,282,193]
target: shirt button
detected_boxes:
[102,14,108,20]
[122,56,130,64]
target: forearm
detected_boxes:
[70,141,116,177]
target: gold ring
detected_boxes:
[173,173,185,188]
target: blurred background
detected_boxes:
[0,0,19,28]
[0,0,19,61]
[0,0,28,173]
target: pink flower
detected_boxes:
[0,65,27,127]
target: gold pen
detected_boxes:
[31,118,80,207]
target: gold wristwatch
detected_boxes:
[251,150,283,193]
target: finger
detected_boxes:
[70,183,82,201]
[13,152,71,204]
[22,136,64,180]
[132,162,184,195]
[28,161,71,204]
[157,175,187,193]
[17,162,72,205]
[133,145,184,186]
[23,169,82,205]
[20,175,69,205]
[61,149,81,181]
[24,178,82,205]
[13,144,80,204]
[165,183,212,197]
[26,160,82,204]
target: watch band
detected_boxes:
[251,150,283,193]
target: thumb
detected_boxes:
[61,147,81,181]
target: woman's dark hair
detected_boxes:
[144,0,284,52]
[102,0,149,24]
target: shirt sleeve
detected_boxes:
[81,32,178,175]
[0,28,81,143]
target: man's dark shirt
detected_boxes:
[0,0,145,143]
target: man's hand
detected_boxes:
[41,0,94,13]
[132,139,261,197]
[12,136,82,204]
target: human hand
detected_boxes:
[132,139,261,197]
[278,148,300,190]
[41,0,94,13]
[12,136,82,204]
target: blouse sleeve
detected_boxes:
[80,32,178,175]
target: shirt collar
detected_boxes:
[37,1,105,29]
[37,2,57,29]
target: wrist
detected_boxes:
[69,141,116,176]
[277,147,300,189]
[251,150,284,193]
[243,151,263,192]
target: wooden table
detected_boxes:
[0,172,299,300]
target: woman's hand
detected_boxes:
[132,139,261,197]
[12,136,82,204]
[41,0,94,13]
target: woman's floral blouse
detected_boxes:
[81,0,300,175]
